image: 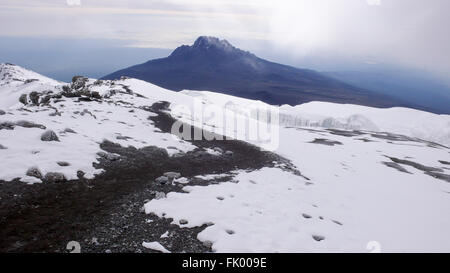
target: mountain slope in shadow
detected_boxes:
[103,36,405,108]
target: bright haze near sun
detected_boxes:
[0,0,449,80]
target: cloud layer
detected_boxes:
[0,0,449,77]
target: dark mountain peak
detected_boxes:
[193,36,233,50]
[170,36,252,59]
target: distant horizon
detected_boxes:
[2,34,450,115]
[1,35,449,85]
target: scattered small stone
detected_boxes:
[0,144,6,149]
[154,191,166,200]
[26,167,43,179]
[226,229,235,235]
[57,161,70,167]
[43,172,67,183]
[91,237,99,246]
[49,110,61,117]
[155,176,169,184]
[0,109,5,115]
[97,151,120,161]
[164,172,181,181]
[0,121,15,130]
[179,219,188,225]
[193,150,209,158]
[40,130,59,142]
[64,128,77,134]
[216,196,225,201]
[332,220,343,226]
[116,135,132,140]
[309,138,343,146]
[202,241,213,248]
[173,152,185,158]
[15,120,46,129]
[312,235,325,242]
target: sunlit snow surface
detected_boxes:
[1,64,450,252]
[147,90,450,253]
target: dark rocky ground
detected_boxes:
[0,101,299,253]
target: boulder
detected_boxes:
[29,91,40,105]
[43,172,67,183]
[77,170,85,179]
[40,130,60,142]
[19,94,28,105]
[26,167,43,179]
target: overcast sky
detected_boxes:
[0,0,449,78]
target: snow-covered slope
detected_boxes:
[283,102,450,147]
[0,64,196,183]
[0,63,61,109]
[146,90,450,253]
[181,90,450,146]
[1,64,449,253]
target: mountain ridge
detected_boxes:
[102,36,406,109]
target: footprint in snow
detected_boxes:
[226,230,235,235]
[302,213,312,219]
[312,235,325,242]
